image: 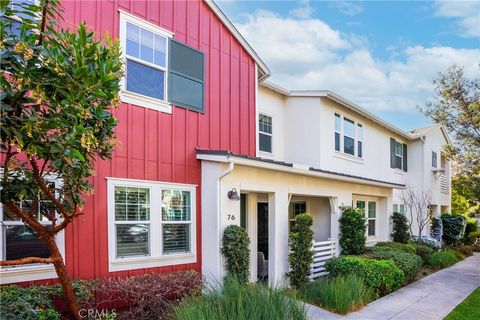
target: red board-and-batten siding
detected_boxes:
[22,0,256,283]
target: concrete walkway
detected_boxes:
[306,253,480,320]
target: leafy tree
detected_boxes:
[422,65,480,208]
[339,207,366,255]
[287,213,313,289]
[0,1,122,318]
[391,212,410,243]
[451,189,470,216]
[452,174,480,208]
[221,225,250,285]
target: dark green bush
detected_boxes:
[441,214,467,245]
[463,219,479,244]
[287,213,314,289]
[373,242,416,254]
[297,275,373,315]
[451,245,474,257]
[325,256,405,297]
[366,248,422,281]
[391,212,410,243]
[174,277,306,320]
[469,231,480,250]
[427,250,460,269]
[339,207,366,255]
[221,225,250,284]
[414,244,434,263]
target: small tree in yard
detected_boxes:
[0,1,122,318]
[391,212,410,243]
[400,187,432,242]
[221,225,250,285]
[287,213,313,289]
[339,207,366,255]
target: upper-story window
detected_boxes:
[393,203,405,214]
[259,114,273,153]
[120,11,205,114]
[334,113,363,158]
[390,138,407,172]
[432,151,438,168]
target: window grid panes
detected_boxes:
[123,18,168,102]
[357,124,363,158]
[432,151,437,168]
[114,186,151,258]
[259,114,273,153]
[335,114,341,151]
[368,202,376,236]
[289,202,307,232]
[395,142,403,170]
[161,190,192,254]
[335,114,362,158]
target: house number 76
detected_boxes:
[227,214,236,220]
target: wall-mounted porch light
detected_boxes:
[227,188,241,200]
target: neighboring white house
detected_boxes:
[197,81,451,287]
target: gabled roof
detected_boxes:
[261,81,452,144]
[204,0,270,81]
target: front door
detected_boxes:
[257,202,268,281]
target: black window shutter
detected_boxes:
[403,143,408,172]
[168,39,205,112]
[390,138,395,168]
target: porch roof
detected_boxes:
[196,149,406,189]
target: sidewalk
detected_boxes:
[306,253,480,320]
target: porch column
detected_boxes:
[328,197,339,256]
[268,189,289,287]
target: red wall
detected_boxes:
[28,0,257,283]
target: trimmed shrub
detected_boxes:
[463,219,479,244]
[427,250,460,269]
[365,248,422,281]
[298,275,373,315]
[391,212,410,243]
[414,244,434,263]
[287,213,314,289]
[325,256,405,297]
[221,225,250,284]
[174,277,306,320]
[373,242,416,254]
[441,214,467,245]
[469,231,480,249]
[339,207,366,255]
[451,245,474,257]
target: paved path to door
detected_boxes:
[306,253,480,320]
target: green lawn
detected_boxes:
[444,286,480,320]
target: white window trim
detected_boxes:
[0,177,65,285]
[354,198,377,239]
[258,112,274,155]
[119,10,173,114]
[107,177,196,272]
[432,150,438,168]
[334,112,364,159]
[394,141,404,170]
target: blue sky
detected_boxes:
[216,0,480,132]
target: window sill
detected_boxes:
[394,169,405,175]
[333,152,364,164]
[0,264,57,285]
[109,253,196,272]
[121,90,172,114]
[258,150,274,157]
[366,236,380,246]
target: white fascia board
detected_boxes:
[204,0,270,80]
[196,153,405,189]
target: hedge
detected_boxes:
[221,225,250,284]
[366,247,422,281]
[373,242,416,254]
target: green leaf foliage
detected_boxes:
[427,250,460,269]
[325,256,405,297]
[373,241,416,254]
[367,245,423,281]
[339,207,366,255]
[391,212,410,243]
[287,213,314,289]
[221,225,250,285]
[0,0,123,213]
[441,214,467,245]
[413,243,434,263]
[463,219,479,244]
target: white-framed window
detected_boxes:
[432,151,438,168]
[119,11,174,113]
[394,141,403,170]
[393,203,405,214]
[0,177,65,284]
[259,113,273,153]
[334,113,363,158]
[107,178,196,272]
[356,200,376,237]
[288,201,307,232]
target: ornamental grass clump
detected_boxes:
[174,278,306,320]
[287,213,314,289]
[298,275,373,315]
[221,225,250,284]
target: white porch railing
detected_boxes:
[310,239,336,280]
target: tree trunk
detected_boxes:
[45,236,81,320]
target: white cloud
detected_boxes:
[329,1,364,16]
[290,0,314,19]
[434,0,480,37]
[235,10,480,114]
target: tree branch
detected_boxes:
[0,257,55,266]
